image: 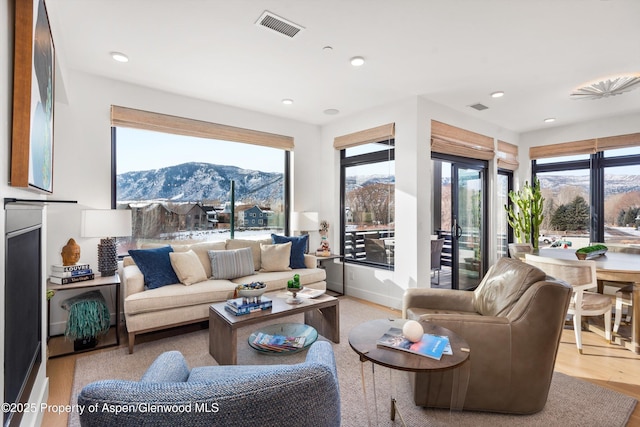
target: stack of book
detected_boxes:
[224,296,272,316]
[251,332,306,352]
[49,263,94,285]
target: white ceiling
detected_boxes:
[46,0,640,133]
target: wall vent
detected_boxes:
[469,103,489,111]
[255,11,304,38]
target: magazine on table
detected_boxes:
[376,327,451,360]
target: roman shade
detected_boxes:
[497,140,519,170]
[333,123,395,150]
[529,139,596,160]
[111,105,294,151]
[529,132,640,160]
[431,120,494,160]
[595,132,640,152]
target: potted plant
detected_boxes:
[504,178,544,250]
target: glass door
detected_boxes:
[454,165,485,290]
[433,156,487,290]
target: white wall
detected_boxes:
[319,96,519,310]
[46,69,322,333]
[1,0,49,425]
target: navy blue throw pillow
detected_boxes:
[128,246,180,289]
[271,234,308,269]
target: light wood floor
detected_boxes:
[42,297,640,427]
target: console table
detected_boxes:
[47,274,121,358]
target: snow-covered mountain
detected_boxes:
[117,162,283,204]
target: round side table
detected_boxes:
[349,318,470,424]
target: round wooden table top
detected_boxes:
[348,318,470,372]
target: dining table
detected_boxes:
[538,248,640,354]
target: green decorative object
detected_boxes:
[504,178,545,250]
[575,244,608,260]
[61,290,111,341]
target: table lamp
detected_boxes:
[81,209,132,276]
[291,211,318,253]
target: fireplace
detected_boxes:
[4,204,43,427]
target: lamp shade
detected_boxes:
[81,209,132,238]
[291,212,319,232]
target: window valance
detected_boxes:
[430,120,494,160]
[497,140,519,170]
[333,123,395,150]
[529,132,640,160]
[110,105,294,151]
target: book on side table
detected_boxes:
[49,264,94,285]
[377,327,452,360]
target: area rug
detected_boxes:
[68,297,636,426]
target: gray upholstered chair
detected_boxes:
[77,341,340,426]
[403,257,572,414]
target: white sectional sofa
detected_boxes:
[122,238,326,353]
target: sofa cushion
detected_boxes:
[260,242,292,272]
[208,248,255,280]
[225,238,271,271]
[128,246,180,290]
[125,279,237,315]
[186,241,226,277]
[473,257,546,317]
[169,250,208,285]
[272,234,308,269]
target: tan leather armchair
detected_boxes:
[403,257,572,414]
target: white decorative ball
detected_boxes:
[402,320,424,343]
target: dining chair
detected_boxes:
[590,243,640,331]
[430,238,445,284]
[508,242,533,259]
[524,254,612,353]
[614,284,632,334]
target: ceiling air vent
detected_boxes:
[469,103,489,111]
[255,11,304,38]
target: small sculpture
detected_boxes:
[316,220,331,257]
[61,238,81,266]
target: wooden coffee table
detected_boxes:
[209,292,340,365]
[349,318,470,424]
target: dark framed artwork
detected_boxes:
[11,0,55,193]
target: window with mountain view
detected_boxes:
[533,148,640,248]
[113,127,288,253]
[340,140,395,269]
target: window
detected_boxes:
[497,169,513,257]
[533,144,640,247]
[112,127,289,253]
[340,140,395,269]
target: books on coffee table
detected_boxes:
[377,327,452,360]
[225,296,272,316]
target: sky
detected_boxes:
[115,127,284,174]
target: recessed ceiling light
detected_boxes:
[350,56,365,67]
[324,109,340,115]
[544,118,556,123]
[282,99,294,105]
[323,46,333,52]
[110,52,129,63]
[490,91,504,98]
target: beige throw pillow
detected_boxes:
[260,242,292,272]
[169,250,208,286]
